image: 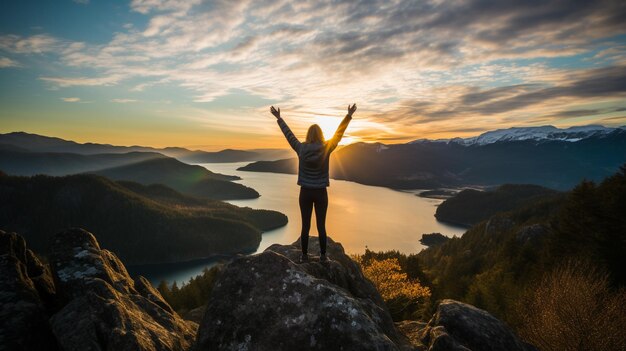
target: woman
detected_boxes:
[270,104,356,263]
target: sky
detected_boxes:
[1,0,626,150]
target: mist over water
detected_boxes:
[132,162,466,286]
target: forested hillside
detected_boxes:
[359,166,626,350]
[416,165,626,348]
[90,157,259,200]
[0,173,287,264]
[435,184,561,226]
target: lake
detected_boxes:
[132,162,466,286]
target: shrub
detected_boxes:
[517,261,626,351]
[353,255,431,320]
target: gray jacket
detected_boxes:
[277,115,352,189]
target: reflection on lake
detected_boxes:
[132,162,466,286]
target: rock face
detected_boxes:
[418,300,536,351]
[0,228,195,351]
[195,237,413,351]
[0,229,58,351]
[48,228,197,351]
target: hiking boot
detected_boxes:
[320,253,328,262]
[300,253,309,263]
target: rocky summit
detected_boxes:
[195,237,413,351]
[0,228,195,351]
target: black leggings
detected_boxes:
[299,187,328,255]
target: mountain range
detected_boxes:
[0,132,271,200]
[240,124,626,190]
[412,124,626,146]
[0,131,291,162]
[3,126,625,191]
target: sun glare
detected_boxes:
[340,136,357,145]
[315,116,343,141]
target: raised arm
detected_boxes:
[271,106,301,153]
[327,103,356,152]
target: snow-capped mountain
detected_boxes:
[411,125,624,146]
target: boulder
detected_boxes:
[195,236,412,351]
[47,228,197,351]
[0,230,56,302]
[0,229,58,350]
[420,300,536,351]
[48,227,136,300]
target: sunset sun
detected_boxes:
[315,116,342,141]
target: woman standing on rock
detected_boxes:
[270,104,356,263]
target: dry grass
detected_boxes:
[517,261,626,351]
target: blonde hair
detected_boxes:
[305,124,325,143]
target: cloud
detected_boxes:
[379,64,626,123]
[0,34,60,54]
[547,108,625,119]
[61,97,81,102]
[0,57,20,68]
[73,0,89,4]
[13,0,626,99]
[40,75,122,87]
[130,0,202,14]
[3,0,626,141]
[600,115,626,124]
[460,65,626,115]
[111,99,138,103]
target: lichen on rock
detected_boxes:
[48,228,197,351]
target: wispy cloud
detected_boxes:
[111,99,138,103]
[40,75,122,87]
[61,97,81,102]
[0,57,21,68]
[0,34,60,54]
[130,0,202,15]
[394,65,626,120]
